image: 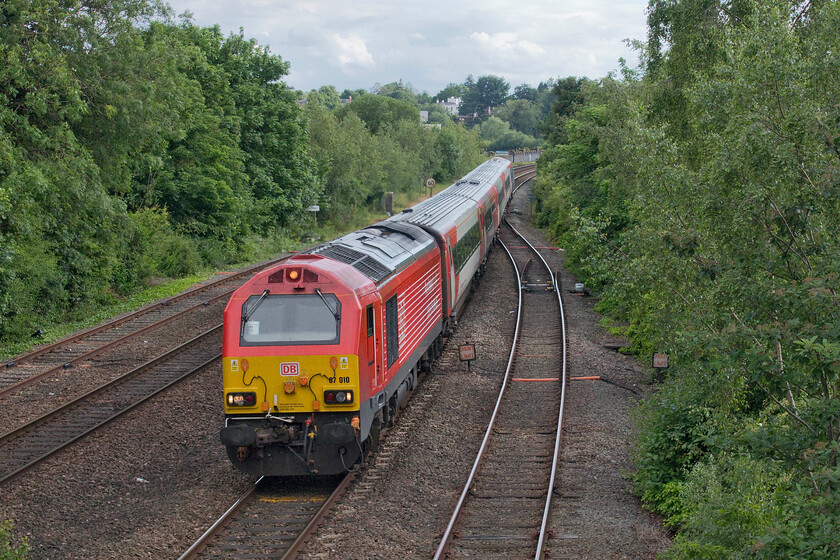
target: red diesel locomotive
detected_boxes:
[220,157,514,476]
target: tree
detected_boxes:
[513,83,538,102]
[434,82,467,102]
[336,94,419,134]
[213,26,319,233]
[372,80,418,104]
[479,116,511,142]
[535,2,840,557]
[340,88,366,100]
[544,76,589,144]
[495,99,540,137]
[420,104,454,125]
[460,74,510,117]
[307,85,342,109]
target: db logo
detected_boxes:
[280,362,300,376]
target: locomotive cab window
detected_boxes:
[240,294,340,346]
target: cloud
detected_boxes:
[331,33,375,68]
[165,0,650,93]
[470,32,546,57]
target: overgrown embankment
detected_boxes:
[534,2,840,557]
[0,0,484,352]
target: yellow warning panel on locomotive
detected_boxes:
[223,355,359,414]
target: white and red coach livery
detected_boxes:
[389,157,513,325]
[220,158,513,476]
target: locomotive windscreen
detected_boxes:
[239,294,341,345]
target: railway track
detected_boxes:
[0,257,286,399]
[176,351,449,560]
[434,215,567,559]
[514,163,537,184]
[178,476,349,560]
[0,326,222,485]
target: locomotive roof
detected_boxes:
[390,157,510,230]
[306,221,436,284]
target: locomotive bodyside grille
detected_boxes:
[313,245,392,283]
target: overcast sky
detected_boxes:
[164,0,650,95]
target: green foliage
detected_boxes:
[336,94,419,134]
[340,88,367,100]
[494,99,541,137]
[434,82,468,102]
[632,377,720,525]
[0,519,28,560]
[420,103,454,125]
[513,83,538,102]
[0,2,320,346]
[460,74,510,116]
[479,116,541,151]
[535,1,840,557]
[306,85,342,109]
[372,80,419,104]
[130,208,201,278]
[306,98,480,220]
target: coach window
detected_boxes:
[240,294,341,346]
[452,223,481,273]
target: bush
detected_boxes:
[632,379,718,526]
[130,208,202,279]
[662,454,785,559]
[0,520,28,560]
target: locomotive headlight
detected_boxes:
[227,392,257,407]
[323,390,354,405]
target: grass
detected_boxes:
[0,275,206,362]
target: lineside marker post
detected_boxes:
[652,352,669,383]
[426,177,436,199]
[459,343,476,373]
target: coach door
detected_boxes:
[446,239,456,316]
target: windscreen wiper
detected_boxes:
[315,288,340,320]
[242,289,270,323]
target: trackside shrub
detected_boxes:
[661,453,785,559]
[0,520,28,560]
[632,380,717,526]
[130,208,201,279]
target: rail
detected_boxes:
[433,212,567,559]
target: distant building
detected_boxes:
[419,110,429,123]
[436,97,461,116]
